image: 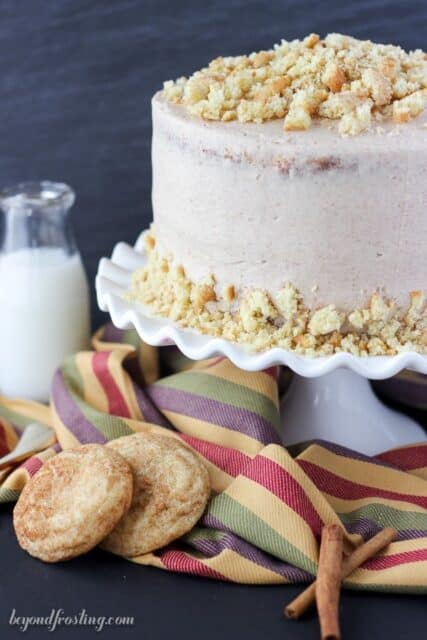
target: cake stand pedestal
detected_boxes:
[280,367,425,454]
[96,234,427,456]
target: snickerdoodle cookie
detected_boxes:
[13,444,133,562]
[102,433,210,557]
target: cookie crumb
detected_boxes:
[128,235,427,357]
[223,284,235,302]
[163,34,427,135]
[308,305,345,336]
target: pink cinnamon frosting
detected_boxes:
[151,92,427,311]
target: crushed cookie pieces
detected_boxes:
[163,33,427,135]
[127,236,427,357]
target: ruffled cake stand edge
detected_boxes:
[95,232,427,455]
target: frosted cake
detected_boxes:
[130,33,427,356]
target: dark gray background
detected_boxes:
[1,1,426,638]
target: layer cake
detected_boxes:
[130,33,427,356]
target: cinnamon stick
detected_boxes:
[316,524,343,640]
[284,527,397,620]
[340,527,397,576]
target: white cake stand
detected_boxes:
[96,233,427,455]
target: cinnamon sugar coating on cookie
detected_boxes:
[102,433,210,557]
[13,444,133,562]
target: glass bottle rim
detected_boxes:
[0,181,75,211]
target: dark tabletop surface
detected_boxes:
[1,1,426,638]
[0,507,426,640]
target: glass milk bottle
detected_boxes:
[0,181,90,402]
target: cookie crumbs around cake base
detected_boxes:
[127,236,427,357]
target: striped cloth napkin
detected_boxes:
[0,324,426,592]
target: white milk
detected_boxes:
[0,248,90,402]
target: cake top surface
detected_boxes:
[162,33,427,136]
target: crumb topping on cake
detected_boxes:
[163,33,427,135]
[128,234,427,357]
